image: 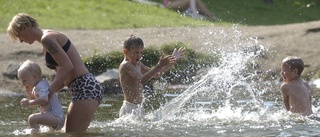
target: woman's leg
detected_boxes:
[65,99,99,133]
[195,0,217,20]
[166,0,190,12]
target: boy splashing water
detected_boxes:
[118,35,184,118]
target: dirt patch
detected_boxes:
[1,21,319,92]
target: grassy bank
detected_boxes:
[0,0,212,32]
[204,0,320,25]
[1,0,320,32]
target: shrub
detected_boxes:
[82,42,219,85]
[159,42,219,84]
[140,46,161,67]
[83,51,123,75]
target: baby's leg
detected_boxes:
[28,112,58,132]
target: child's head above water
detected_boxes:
[17,60,42,86]
[123,34,144,51]
[282,56,304,76]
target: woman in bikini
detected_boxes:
[7,13,103,133]
[163,0,217,20]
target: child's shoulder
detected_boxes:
[119,60,139,71]
[120,60,132,68]
[280,82,292,93]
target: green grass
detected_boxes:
[154,0,320,25]
[0,0,213,32]
[205,0,320,25]
[1,0,320,32]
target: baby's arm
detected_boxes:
[21,82,50,107]
[24,86,35,100]
[21,95,48,107]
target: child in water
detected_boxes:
[18,60,64,133]
[280,56,313,116]
[118,35,184,118]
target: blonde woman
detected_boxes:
[8,13,103,133]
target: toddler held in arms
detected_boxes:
[18,60,64,133]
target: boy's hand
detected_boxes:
[21,98,30,107]
[172,47,184,60]
[158,55,176,68]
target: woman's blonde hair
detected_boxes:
[17,60,42,78]
[7,13,39,41]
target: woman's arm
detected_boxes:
[41,36,73,96]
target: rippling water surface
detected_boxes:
[1,27,320,136]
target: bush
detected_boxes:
[159,42,220,84]
[140,46,161,67]
[83,51,123,75]
[82,42,220,85]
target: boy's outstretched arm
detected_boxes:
[153,47,185,78]
[140,55,176,84]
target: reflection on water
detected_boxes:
[1,27,320,136]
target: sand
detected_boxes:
[0,20,319,92]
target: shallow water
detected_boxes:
[1,89,320,137]
[2,27,320,136]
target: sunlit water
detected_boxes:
[1,27,320,137]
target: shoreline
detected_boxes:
[0,21,320,92]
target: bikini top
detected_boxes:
[45,39,71,70]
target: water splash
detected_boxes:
[147,26,319,126]
[88,27,320,136]
[154,43,269,121]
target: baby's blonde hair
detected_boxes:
[7,13,39,41]
[17,60,42,79]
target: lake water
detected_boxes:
[1,27,320,136]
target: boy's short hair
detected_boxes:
[17,60,42,78]
[7,13,39,41]
[123,35,144,50]
[282,56,304,76]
